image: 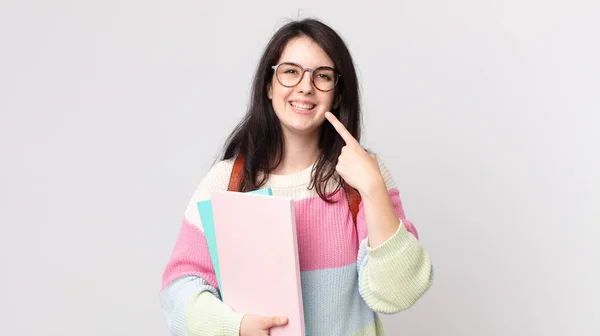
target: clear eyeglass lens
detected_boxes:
[276,63,337,91]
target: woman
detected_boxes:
[160,18,433,336]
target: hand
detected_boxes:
[325,111,385,197]
[239,314,288,336]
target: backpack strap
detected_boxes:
[342,182,361,225]
[228,154,361,224]
[227,154,245,192]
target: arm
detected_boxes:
[159,161,244,335]
[355,156,433,314]
[324,112,433,313]
[160,219,244,335]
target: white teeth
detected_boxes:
[290,102,315,110]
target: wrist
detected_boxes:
[359,176,387,201]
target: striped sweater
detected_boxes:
[160,156,433,335]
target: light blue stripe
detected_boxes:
[356,238,369,302]
[159,276,220,336]
[300,262,376,335]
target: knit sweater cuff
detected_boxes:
[216,310,245,336]
[361,219,432,313]
[366,219,413,254]
[185,291,245,335]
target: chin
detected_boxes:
[282,122,320,136]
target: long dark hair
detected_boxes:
[221,18,361,202]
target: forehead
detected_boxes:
[278,36,334,69]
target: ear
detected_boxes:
[267,83,273,100]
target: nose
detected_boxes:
[296,70,314,94]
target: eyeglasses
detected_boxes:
[271,62,341,92]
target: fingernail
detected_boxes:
[280,317,286,323]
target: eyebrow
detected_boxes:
[281,61,335,69]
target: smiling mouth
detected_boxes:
[289,101,316,111]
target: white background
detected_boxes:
[1,0,599,335]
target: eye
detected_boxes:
[315,73,332,81]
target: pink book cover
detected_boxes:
[210,191,306,336]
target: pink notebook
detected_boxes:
[210,191,305,336]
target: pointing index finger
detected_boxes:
[325,112,358,145]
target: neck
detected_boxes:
[273,129,320,175]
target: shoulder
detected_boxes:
[195,158,236,198]
[183,158,236,229]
